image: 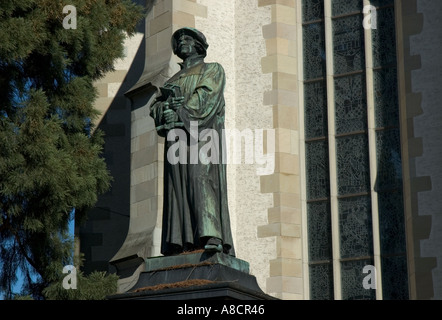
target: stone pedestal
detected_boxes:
[108,251,276,300]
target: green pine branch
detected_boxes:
[0,0,145,299]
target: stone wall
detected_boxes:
[396,0,442,300]
[196,0,275,293]
[80,23,145,275]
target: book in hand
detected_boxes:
[159,83,182,103]
[156,84,184,131]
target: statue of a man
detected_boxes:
[150,27,235,257]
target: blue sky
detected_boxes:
[0,216,75,300]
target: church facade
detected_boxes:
[79,0,442,300]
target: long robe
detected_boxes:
[150,58,235,256]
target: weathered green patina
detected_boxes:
[150,27,235,256]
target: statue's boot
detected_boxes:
[204,237,223,253]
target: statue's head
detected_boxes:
[172,27,209,59]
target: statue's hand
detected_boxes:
[163,109,179,124]
[169,96,184,111]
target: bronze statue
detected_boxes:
[150,27,235,256]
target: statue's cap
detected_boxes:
[172,27,209,55]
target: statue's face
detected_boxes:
[176,34,198,59]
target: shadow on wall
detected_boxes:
[79,0,153,275]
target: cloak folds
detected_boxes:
[150,60,235,256]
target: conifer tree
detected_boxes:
[0,0,143,299]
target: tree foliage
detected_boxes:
[0,0,144,299]
[43,269,119,300]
